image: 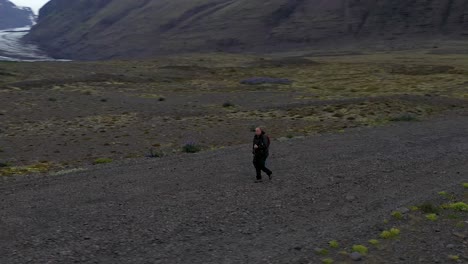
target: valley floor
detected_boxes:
[0,52,467,263]
[1,114,467,263]
[2,52,468,175]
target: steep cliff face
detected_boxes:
[0,0,35,29]
[27,0,468,60]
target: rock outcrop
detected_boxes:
[0,0,35,29]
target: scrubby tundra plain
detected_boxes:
[1,51,468,175]
[0,51,467,263]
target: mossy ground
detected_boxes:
[1,52,467,176]
[0,162,54,177]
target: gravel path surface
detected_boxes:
[1,114,468,264]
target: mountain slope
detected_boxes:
[27,0,468,60]
[0,0,35,30]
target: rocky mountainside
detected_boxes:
[0,0,35,30]
[27,0,468,60]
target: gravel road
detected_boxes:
[1,114,468,264]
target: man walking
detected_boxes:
[252,127,272,183]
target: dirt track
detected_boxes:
[1,114,468,264]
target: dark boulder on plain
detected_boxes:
[240,77,292,85]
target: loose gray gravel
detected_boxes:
[1,114,468,264]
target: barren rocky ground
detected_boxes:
[1,114,467,263]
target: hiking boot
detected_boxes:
[254,179,263,183]
[268,172,273,180]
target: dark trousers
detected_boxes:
[253,155,272,180]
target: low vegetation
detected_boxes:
[418,202,440,214]
[147,149,165,158]
[182,142,202,153]
[93,158,113,165]
[389,114,419,122]
[445,202,468,211]
[351,245,368,255]
[1,53,467,173]
[314,183,467,262]
[0,162,53,176]
[328,240,339,249]
[222,101,235,108]
[391,211,403,220]
[315,248,329,256]
[380,228,401,239]
[425,213,438,221]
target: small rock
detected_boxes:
[446,244,455,249]
[314,248,328,255]
[346,195,356,201]
[453,232,466,239]
[293,246,302,251]
[349,252,362,261]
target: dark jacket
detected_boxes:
[253,132,269,157]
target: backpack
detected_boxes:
[265,135,271,149]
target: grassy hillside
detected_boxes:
[27,0,468,59]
